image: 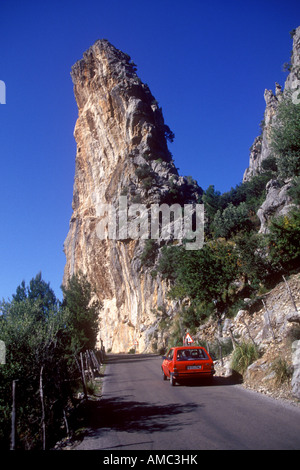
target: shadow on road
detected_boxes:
[105,353,159,365]
[72,353,244,448]
[76,396,200,437]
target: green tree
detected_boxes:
[288,176,300,205]
[157,244,185,281]
[270,92,300,179]
[13,272,58,318]
[0,275,71,449]
[140,240,158,267]
[213,202,252,239]
[62,272,102,353]
[160,240,239,315]
[202,185,222,218]
[234,231,270,290]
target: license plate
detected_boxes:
[187,365,202,370]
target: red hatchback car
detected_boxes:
[161,346,215,386]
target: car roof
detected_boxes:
[173,346,205,350]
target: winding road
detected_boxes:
[74,353,300,450]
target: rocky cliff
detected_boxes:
[63,40,201,353]
[243,26,300,232]
[243,27,300,183]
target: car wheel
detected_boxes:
[170,373,176,386]
[162,368,167,381]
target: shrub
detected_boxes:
[213,202,252,239]
[288,176,300,205]
[140,240,158,267]
[231,341,260,375]
[135,164,152,180]
[261,155,278,173]
[0,272,101,449]
[181,302,215,330]
[270,92,300,179]
[270,357,293,385]
[234,231,271,289]
[165,239,240,310]
[267,210,300,268]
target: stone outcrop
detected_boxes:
[257,179,295,233]
[196,273,300,401]
[291,340,300,399]
[63,40,201,353]
[243,26,300,183]
[243,26,300,232]
[242,84,283,183]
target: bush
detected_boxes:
[135,164,152,180]
[181,302,215,330]
[140,240,158,267]
[288,176,300,205]
[213,202,253,239]
[234,231,271,289]
[267,210,300,269]
[270,357,293,385]
[62,272,102,353]
[270,92,300,179]
[0,272,101,449]
[231,341,260,375]
[165,239,240,310]
[261,155,278,174]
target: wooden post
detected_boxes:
[10,380,18,450]
[86,350,94,382]
[80,352,88,399]
[283,275,298,312]
[40,366,46,450]
[262,299,276,341]
[63,409,70,440]
[90,350,100,371]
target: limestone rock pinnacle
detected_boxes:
[63,40,201,352]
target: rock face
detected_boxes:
[291,340,300,399]
[197,272,300,400]
[243,26,300,183]
[242,84,283,183]
[243,26,300,232]
[63,40,201,353]
[257,179,295,233]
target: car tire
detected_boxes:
[170,373,176,386]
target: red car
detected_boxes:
[161,346,215,386]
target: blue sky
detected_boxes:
[0,0,299,301]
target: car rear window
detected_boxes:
[176,349,208,361]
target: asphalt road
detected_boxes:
[74,353,300,450]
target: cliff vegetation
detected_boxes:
[146,27,300,403]
[0,272,103,450]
